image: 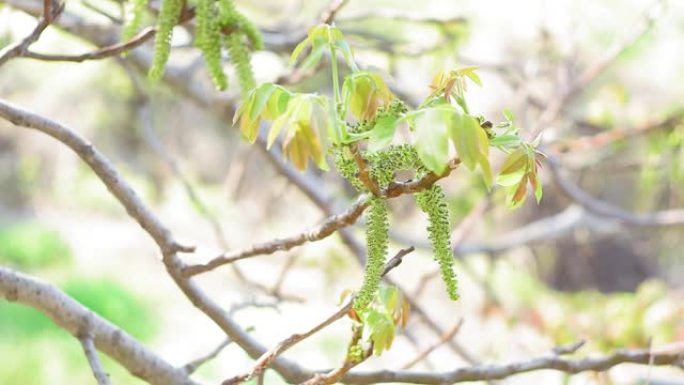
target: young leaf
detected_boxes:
[529,171,543,203]
[367,114,399,153]
[508,174,529,208]
[449,113,481,171]
[490,134,522,147]
[496,148,528,186]
[266,94,330,171]
[476,124,493,189]
[343,72,393,121]
[412,107,450,174]
[362,308,395,356]
[290,24,358,70]
[503,108,515,122]
[378,285,399,314]
[234,83,292,143]
[249,83,277,121]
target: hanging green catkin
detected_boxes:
[195,0,228,90]
[148,0,183,81]
[232,10,263,50]
[121,0,147,42]
[225,32,255,96]
[353,197,389,311]
[367,144,424,188]
[217,0,263,50]
[333,147,364,191]
[415,185,459,300]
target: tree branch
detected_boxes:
[546,155,684,227]
[222,247,415,385]
[182,196,369,276]
[0,267,197,385]
[340,347,684,384]
[23,27,156,62]
[0,99,195,254]
[79,333,113,385]
[182,339,233,375]
[0,0,63,66]
[183,157,459,277]
[401,319,464,369]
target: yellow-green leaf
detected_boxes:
[367,114,399,153]
[449,113,480,171]
[249,83,277,121]
[362,309,395,356]
[413,107,450,174]
[497,148,528,186]
[343,72,392,121]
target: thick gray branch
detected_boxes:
[0,267,197,385]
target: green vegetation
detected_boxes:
[0,223,71,269]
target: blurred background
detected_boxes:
[0,0,683,384]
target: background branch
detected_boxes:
[0,267,196,385]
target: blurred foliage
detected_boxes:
[0,335,147,385]
[63,278,157,340]
[490,262,684,351]
[0,223,72,269]
[0,277,155,384]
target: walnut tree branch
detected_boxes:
[23,26,156,62]
[0,0,63,66]
[79,333,113,385]
[183,158,459,276]
[221,247,415,385]
[340,346,684,384]
[0,266,197,385]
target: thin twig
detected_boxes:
[271,254,300,296]
[183,196,369,276]
[221,247,415,385]
[553,340,586,356]
[0,0,63,66]
[183,159,457,277]
[401,319,464,369]
[529,0,665,138]
[401,318,463,369]
[300,323,372,385]
[79,329,112,385]
[320,0,350,24]
[546,155,684,227]
[24,27,155,62]
[183,339,232,375]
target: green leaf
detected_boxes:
[290,36,310,65]
[378,286,399,314]
[367,114,399,153]
[413,107,450,174]
[490,134,522,147]
[463,69,482,87]
[335,39,359,71]
[530,171,543,203]
[362,308,395,356]
[268,112,290,148]
[299,43,326,70]
[343,72,393,120]
[264,87,292,120]
[449,113,480,171]
[249,83,277,121]
[496,148,528,186]
[503,108,515,122]
[476,125,493,189]
[290,24,357,71]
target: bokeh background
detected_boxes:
[1,0,683,384]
